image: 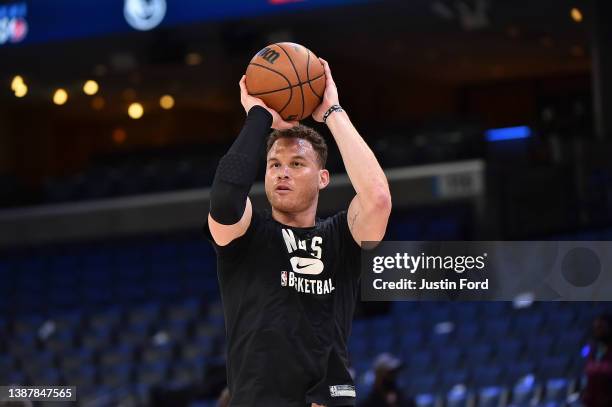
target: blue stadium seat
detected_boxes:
[141,343,175,364]
[43,330,75,354]
[399,332,423,350]
[414,393,436,407]
[554,330,585,354]
[127,302,161,325]
[428,331,451,349]
[442,370,470,390]
[100,344,135,368]
[7,333,38,359]
[349,336,369,358]
[545,310,576,330]
[514,313,544,333]
[538,356,570,378]
[51,311,83,332]
[428,306,452,322]
[464,343,492,365]
[137,361,168,386]
[167,298,202,322]
[0,355,16,378]
[4,371,27,385]
[406,351,434,374]
[408,374,437,395]
[61,347,94,372]
[526,335,554,359]
[544,378,569,402]
[13,315,45,336]
[80,327,113,352]
[483,319,511,339]
[180,337,215,360]
[31,368,62,385]
[478,386,504,407]
[436,346,462,369]
[172,359,206,384]
[481,302,507,317]
[63,365,97,388]
[472,365,503,387]
[100,364,133,387]
[493,339,523,363]
[512,375,537,405]
[455,323,479,344]
[505,361,536,383]
[373,332,395,352]
[446,385,471,407]
[118,322,151,346]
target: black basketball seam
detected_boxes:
[248,62,293,114]
[276,43,305,120]
[306,49,323,100]
[248,73,325,96]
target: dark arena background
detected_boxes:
[1,0,612,406]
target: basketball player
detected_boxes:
[205,58,391,407]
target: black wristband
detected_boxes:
[323,104,343,123]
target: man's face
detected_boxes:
[265,137,329,214]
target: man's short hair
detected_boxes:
[266,125,328,168]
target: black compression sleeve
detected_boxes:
[209,106,272,225]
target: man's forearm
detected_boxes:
[209,106,272,225]
[326,110,390,207]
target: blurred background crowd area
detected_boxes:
[1,0,612,406]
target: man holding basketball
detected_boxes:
[205,58,391,407]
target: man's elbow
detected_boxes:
[372,188,392,216]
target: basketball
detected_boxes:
[245,42,325,121]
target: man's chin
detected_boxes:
[271,198,300,213]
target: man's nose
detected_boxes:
[277,165,290,178]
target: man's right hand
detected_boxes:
[239,75,298,131]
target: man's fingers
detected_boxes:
[277,120,298,130]
[319,58,335,85]
[239,75,247,93]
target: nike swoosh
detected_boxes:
[290,256,324,275]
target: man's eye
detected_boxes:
[292,162,301,166]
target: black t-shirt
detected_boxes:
[204,209,362,407]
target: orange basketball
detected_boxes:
[245,42,325,121]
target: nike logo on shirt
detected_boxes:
[290,256,324,275]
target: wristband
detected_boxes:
[323,104,343,123]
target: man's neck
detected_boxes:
[272,205,317,228]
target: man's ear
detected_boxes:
[319,169,330,190]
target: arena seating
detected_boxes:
[1,219,611,406]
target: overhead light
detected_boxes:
[83,80,99,95]
[53,89,68,105]
[14,84,27,97]
[122,88,136,101]
[128,102,144,119]
[570,45,585,57]
[112,128,127,144]
[539,36,554,48]
[91,96,105,110]
[571,8,583,23]
[506,26,520,39]
[11,75,24,91]
[185,52,202,66]
[160,94,174,110]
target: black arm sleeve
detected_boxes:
[209,106,273,225]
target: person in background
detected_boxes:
[359,353,415,407]
[217,388,230,407]
[582,313,612,407]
